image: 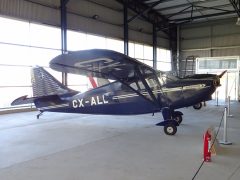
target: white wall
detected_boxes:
[180,18,240,58]
[179,18,240,76]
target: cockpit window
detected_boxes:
[129,81,145,91]
[145,76,160,90]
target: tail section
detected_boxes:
[11,67,75,106]
[31,67,73,97]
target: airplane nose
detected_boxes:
[213,79,217,86]
[215,70,226,87]
[213,77,221,87]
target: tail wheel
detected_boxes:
[164,124,177,136]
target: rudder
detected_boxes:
[31,67,73,97]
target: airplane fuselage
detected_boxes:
[35,78,216,115]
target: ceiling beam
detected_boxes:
[186,0,207,21]
[166,4,233,19]
[229,0,240,17]
[155,0,220,12]
[127,0,162,23]
[171,11,236,23]
[116,0,174,35]
[166,5,192,19]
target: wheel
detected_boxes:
[193,103,202,110]
[164,124,177,135]
[173,114,182,124]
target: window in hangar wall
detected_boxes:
[0,16,62,110]
[0,16,171,110]
[129,42,171,70]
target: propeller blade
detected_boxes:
[218,70,227,78]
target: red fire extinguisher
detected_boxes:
[203,130,212,162]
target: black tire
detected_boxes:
[193,103,202,110]
[173,114,182,124]
[164,124,177,135]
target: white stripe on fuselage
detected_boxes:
[39,84,209,110]
[113,84,208,100]
[38,103,69,110]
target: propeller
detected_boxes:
[218,70,227,78]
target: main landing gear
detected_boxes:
[164,123,177,136]
[193,102,202,110]
[156,107,183,136]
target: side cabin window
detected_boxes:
[145,76,160,98]
[127,74,160,100]
[145,76,160,90]
[129,80,145,91]
[124,67,162,101]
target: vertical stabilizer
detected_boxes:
[31,67,73,97]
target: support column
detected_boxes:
[123,0,129,55]
[153,23,157,70]
[176,25,180,76]
[169,26,178,73]
[61,0,68,86]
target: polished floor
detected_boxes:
[0,101,240,180]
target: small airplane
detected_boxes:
[11,49,225,135]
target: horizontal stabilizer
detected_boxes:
[11,95,35,106]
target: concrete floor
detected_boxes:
[0,101,240,180]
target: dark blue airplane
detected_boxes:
[11,49,225,135]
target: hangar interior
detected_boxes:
[0,0,240,111]
[0,0,240,179]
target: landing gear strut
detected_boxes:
[37,111,43,119]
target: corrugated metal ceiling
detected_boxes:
[141,0,238,23]
[22,0,240,27]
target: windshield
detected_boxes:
[157,72,179,86]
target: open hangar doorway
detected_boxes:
[196,56,240,102]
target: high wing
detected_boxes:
[50,49,162,106]
[50,49,157,81]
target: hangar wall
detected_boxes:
[179,18,240,76]
[0,0,169,49]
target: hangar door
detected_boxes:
[196,56,239,102]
